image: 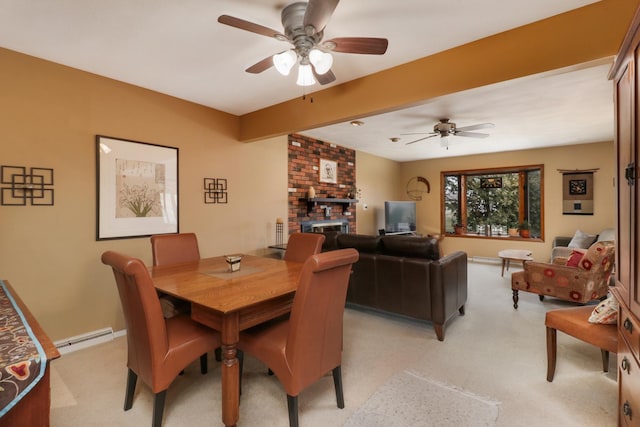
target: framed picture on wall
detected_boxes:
[562,171,594,215]
[96,135,179,240]
[319,158,337,184]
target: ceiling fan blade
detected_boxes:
[454,131,490,138]
[405,134,438,145]
[245,55,275,74]
[313,68,336,85]
[400,132,435,136]
[455,122,495,132]
[324,37,388,54]
[218,15,285,40]
[303,0,340,33]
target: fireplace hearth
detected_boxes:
[301,219,349,233]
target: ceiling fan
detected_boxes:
[403,119,495,145]
[217,0,388,86]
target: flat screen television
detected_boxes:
[384,201,417,233]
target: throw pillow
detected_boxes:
[596,228,616,242]
[565,249,586,267]
[568,229,597,249]
[588,295,618,324]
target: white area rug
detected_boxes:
[344,370,501,427]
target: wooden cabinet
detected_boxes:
[610,5,640,426]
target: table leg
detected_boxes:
[221,315,240,427]
[501,258,506,277]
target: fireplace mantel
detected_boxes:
[300,197,358,214]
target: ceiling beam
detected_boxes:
[238,0,639,142]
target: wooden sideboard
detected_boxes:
[610,5,640,426]
[0,281,60,427]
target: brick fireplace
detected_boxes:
[288,134,356,235]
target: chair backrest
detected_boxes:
[150,233,200,266]
[284,248,359,393]
[283,232,326,263]
[101,251,169,385]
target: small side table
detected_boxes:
[498,249,533,277]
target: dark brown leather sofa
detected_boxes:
[321,232,467,341]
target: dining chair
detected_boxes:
[283,232,326,263]
[238,248,359,427]
[101,251,221,427]
[150,232,200,266]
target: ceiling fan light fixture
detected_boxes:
[296,63,316,86]
[440,135,450,149]
[273,50,297,76]
[309,48,333,75]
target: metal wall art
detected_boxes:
[1,166,54,206]
[204,178,228,203]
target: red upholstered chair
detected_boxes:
[283,232,326,263]
[238,248,359,427]
[101,251,220,427]
[545,305,617,382]
[511,241,615,309]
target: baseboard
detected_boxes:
[54,328,126,355]
[470,256,501,264]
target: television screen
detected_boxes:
[384,201,416,233]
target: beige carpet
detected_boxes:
[344,369,500,426]
[50,260,617,426]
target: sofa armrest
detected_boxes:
[429,251,468,324]
[552,236,572,247]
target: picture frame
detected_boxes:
[96,135,179,240]
[319,158,337,184]
[562,172,593,215]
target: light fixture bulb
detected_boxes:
[440,135,450,150]
[309,48,333,75]
[273,50,297,76]
[296,64,316,86]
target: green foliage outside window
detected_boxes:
[442,166,543,238]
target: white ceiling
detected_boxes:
[0,0,610,161]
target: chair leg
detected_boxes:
[601,349,610,373]
[286,394,299,427]
[458,305,465,316]
[152,390,167,427]
[332,366,345,409]
[512,289,519,309]
[539,295,545,302]
[268,368,274,376]
[124,369,137,411]
[546,326,557,382]
[200,353,208,374]
[215,346,222,362]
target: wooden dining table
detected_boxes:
[150,254,304,427]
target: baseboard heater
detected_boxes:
[54,327,116,355]
[471,256,501,264]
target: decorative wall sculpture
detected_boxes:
[559,169,597,215]
[204,178,228,203]
[1,166,54,206]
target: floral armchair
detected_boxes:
[511,241,615,309]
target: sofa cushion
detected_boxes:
[337,233,381,253]
[588,294,618,324]
[596,228,615,242]
[380,235,440,261]
[568,229,597,249]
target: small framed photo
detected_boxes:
[96,135,179,240]
[319,159,337,184]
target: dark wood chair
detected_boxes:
[101,251,221,427]
[545,305,617,382]
[283,232,325,263]
[238,248,359,427]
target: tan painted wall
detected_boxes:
[0,48,288,341]
[354,151,403,235]
[400,141,615,261]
